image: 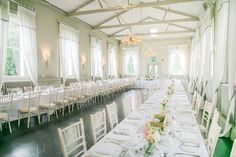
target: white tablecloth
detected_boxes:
[135,80,160,89]
[83,80,209,157]
[9,90,64,121]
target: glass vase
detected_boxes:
[144,142,155,157]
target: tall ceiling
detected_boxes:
[45,0,205,40]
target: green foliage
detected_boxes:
[5,48,17,76]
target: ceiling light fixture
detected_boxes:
[121,33,142,46]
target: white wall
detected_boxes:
[119,37,192,77]
[15,0,118,80]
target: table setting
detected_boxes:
[83,80,209,157]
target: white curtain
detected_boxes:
[190,33,200,79]
[108,43,117,77]
[18,6,38,85]
[220,0,236,137]
[91,36,102,78]
[168,45,187,75]
[199,8,213,82]
[59,23,80,84]
[122,47,139,75]
[213,0,229,93]
[0,0,9,88]
[212,0,229,136]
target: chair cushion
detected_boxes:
[0,112,8,120]
[65,97,76,102]
[55,99,68,105]
[18,107,38,113]
[39,103,56,109]
[77,95,85,99]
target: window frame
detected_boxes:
[3,12,29,81]
[59,23,80,79]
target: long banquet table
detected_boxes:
[83,80,209,157]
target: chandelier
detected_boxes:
[121,33,142,46]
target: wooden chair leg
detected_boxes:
[27,113,31,128]
[8,121,12,133]
[38,113,41,124]
[55,109,58,119]
[47,112,50,121]
[62,106,65,116]
[18,112,21,127]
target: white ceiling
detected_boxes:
[45,0,204,40]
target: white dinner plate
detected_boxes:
[160,137,181,146]
[179,145,200,153]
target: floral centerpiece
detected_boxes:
[150,114,167,131]
[167,84,174,96]
[143,123,161,156]
[161,98,168,110]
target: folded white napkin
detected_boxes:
[123,119,141,126]
[106,133,129,142]
[176,132,198,141]
[91,143,120,156]
[127,113,144,120]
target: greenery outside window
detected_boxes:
[4,13,27,79]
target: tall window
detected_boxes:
[59,23,80,81]
[108,44,117,77]
[168,45,187,75]
[91,36,102,77]
[122,47,139,75]
[4,13,25,77]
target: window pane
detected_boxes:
[168,45,187,75]
[5,14,22,76]
[91,37,102,77]
[127,56,135,75]
[122,48,139,75]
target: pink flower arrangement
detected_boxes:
[144,125,155,144]
[143,123,160,144]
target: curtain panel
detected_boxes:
[122,47,139,76]
[0,0,9,89]
[18,6,38,85]
[59,23,80,84]
[220,0,236,137]
[91,36,102,78]
[108,43,117,77]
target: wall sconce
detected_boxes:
[41,49,51,69]
[81,55,87,69]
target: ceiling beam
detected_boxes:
[154,6,199,20]
[162,9,168,20]
[94,10,128,27]
[169,23,195,31]
[111,30,195,37]
[141,36,192,42]
[109,27,130,36]
[98,0,103,8]
[69,0,96,13]
[68,0,203,16]
[94,18,198,29]
[144,16,195,31]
